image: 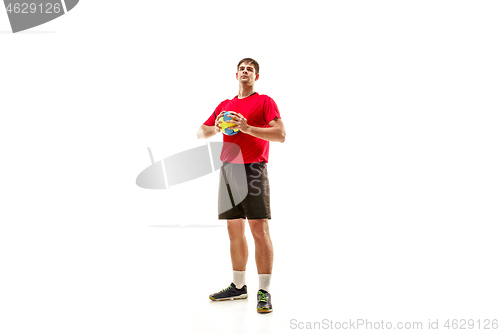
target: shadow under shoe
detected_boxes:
[209,282,248,301]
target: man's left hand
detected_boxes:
[227,113,251,133]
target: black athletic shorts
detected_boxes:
[218,161,271,220]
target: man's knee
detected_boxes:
[249,219,270,241]
[227,218,246,240]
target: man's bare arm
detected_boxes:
[197,113,224,139]
[197,124,219,139]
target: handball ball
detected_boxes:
[220,112,240,136]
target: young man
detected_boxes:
[196,58,286,313]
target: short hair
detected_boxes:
[237,58,260,74]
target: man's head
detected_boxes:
[237,58,259,74]
[236,58,260,85]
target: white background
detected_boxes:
[1,1,499,332]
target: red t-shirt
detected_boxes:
[204,92,281,164]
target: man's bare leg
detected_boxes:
[249,218,273,312]
[208,218,249,301]
[227,218,248,272]
[248,219,273,274]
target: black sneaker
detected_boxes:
[257,289,273,313]
[209,283,248,301]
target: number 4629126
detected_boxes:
[444,319,498,330]
[6,3,62,14]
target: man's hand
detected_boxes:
[215,112,229,133]
[226,112,250,133]
[229,115,286,142]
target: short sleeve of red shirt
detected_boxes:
[263,96,281,125]
[204,100,228,126]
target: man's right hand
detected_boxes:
[214,112,225,133]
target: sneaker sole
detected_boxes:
[209,294,248,301]
[257,307,273,313]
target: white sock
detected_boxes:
[233,270,246,289]
[258,274,272,292]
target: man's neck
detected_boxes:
[238,86,255,99]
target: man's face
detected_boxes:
[236,62,259,84]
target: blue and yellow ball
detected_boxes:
[220,112,240,136]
